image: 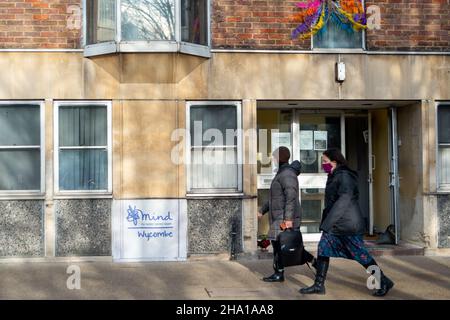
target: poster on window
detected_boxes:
[271,132,292,173]
[300,130,314,150]
[271,132,292,154]
[314,131,328,151]
[112,199,187,262]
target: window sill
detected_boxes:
[311,48,365,54]
[186,193,245,199]
[53,193,113,200]
[423,191,450,196]
[0,193,45,201]
[84,41,211,58]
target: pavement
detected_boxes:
[0,255,449,300]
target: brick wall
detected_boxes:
[0,0,81,49]
[212,0,450,51]
[366,0,450,51]
[0,0,448,51]
[212,0,310,50]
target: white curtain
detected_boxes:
[190,105,238,191]
[59,106,108,191]
[87,0,116,44]
[440,147,450,187]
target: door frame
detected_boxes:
[343,112,374,235]
[257,108,381,242]
[388,107,400,244]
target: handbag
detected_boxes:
[276,228,307,267]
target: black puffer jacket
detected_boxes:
[260,161,302,240]
[320,165,366,236]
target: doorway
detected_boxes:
[257,107,398,243]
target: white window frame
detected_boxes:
[437,102,450,192]
[0,101,45,198]
[54,101,112,197]
[311,0,366,52]
[83,0,211,58]
[186,101,243,195]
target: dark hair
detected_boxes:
[272,146,290,164]
[323,148,348,166]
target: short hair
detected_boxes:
[272,146,290,163]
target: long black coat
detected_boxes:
[260,161,302,240]
[320,165,366,236]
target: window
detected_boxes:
[187,102,242,194]
[313,17,364,49]
[438,104,450,190]
[122,0,175,41]
[86,0,116,45]
[312,0,366,50]
[181,0,208,46]
[0,102,44,193]
[84,0,210,57]
[55,102,112,194]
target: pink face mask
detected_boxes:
[322,162,334,174]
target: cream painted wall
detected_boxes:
[0,52,448,101]
[398,103,426,245]
[113,100,182,199]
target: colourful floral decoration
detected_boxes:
[292,0,367,39]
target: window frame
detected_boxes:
[186,101,243,195]
[311,0,366,52]
[0,101,45,198]
[54,101,112,197]
[83,0,211,58]
[437,102,450,192]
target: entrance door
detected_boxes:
[294,111,343,241]
[345,115,371,234]
[257,108,379,243]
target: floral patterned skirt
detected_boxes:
[318,232,373,265]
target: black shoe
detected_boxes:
[299,258,329,295]
[373,272,394,297]
[299,281,326,294]
[263,272,284,282]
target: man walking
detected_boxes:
[258,146,315,282]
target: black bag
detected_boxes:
[276,228,307,267]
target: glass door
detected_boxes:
[294,111,344,241]
[256,109,345,242]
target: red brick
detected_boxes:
[0,0,81,49]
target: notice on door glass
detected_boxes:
[271,132,292,154]
[314,131,328,151]
[300,130,314,150]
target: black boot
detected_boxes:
[299,257,329,294]
[263,242,284,282]
[263,271,284,282]
[311,257,318,270]
[362,259,394,297]
[373,272,394,297]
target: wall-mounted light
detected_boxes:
[335,62,346,83]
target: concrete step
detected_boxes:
[246,240,425,260]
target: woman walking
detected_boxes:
[300,148,394,297]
